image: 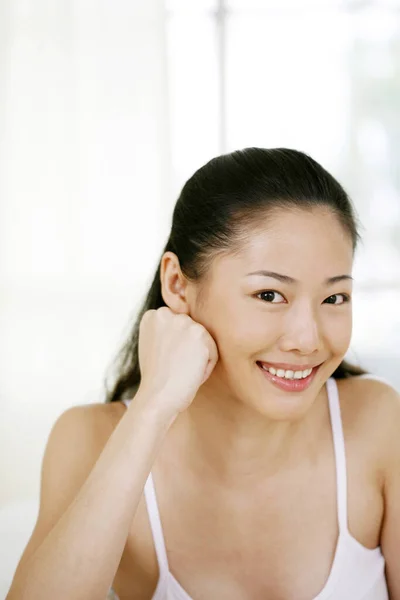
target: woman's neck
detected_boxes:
[169,381,329,489]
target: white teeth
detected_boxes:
[260,364,314,380]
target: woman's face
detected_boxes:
[193,208,354,420]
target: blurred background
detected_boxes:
[0,0,399,594]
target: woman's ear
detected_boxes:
[160,252,191,314]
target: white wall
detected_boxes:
[0,0,172,511]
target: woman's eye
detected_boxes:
[257,291,286,304]
[323,294,351,305]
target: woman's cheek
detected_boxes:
[325,311,353,356]
[228,315,282,356]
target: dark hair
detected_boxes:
[104,147,366,403]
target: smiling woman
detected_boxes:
[105,147,366,407]
[7,148,399,600]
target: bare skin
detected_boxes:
[7,208,400,599]
[106,376,389,600]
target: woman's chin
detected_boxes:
[242,361,332,420]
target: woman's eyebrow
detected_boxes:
[245,271,353,285]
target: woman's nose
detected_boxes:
[279,305,323,355]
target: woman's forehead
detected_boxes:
[243,209,350,251]
[214,210,354,279]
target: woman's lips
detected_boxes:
[256,362,321,392]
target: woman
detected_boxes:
[7,148,399,600]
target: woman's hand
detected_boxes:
[137,307,219,419]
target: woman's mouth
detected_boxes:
[256,361,321,392]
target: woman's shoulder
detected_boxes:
[39,401,129,517]
[42,401,128,487]
[337,373,399,416]
[337,374,400,475]
[51,400,127,453]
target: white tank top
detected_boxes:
[110,377,389,600]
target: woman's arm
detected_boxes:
[6,392,174,600]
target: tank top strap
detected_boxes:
[144,472,170,573]
[326,377,348,532]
